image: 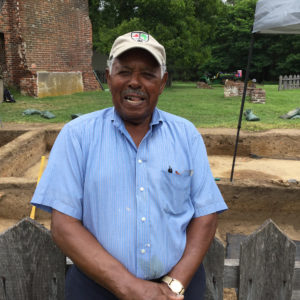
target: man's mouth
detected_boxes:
[124,95,145,103]
[123,89,147,105]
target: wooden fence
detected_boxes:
[279,75,300,91]
[0,218,299,300]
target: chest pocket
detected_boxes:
[160,170,192,215]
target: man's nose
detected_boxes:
[128,72,141,89]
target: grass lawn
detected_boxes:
[1,82,299,131]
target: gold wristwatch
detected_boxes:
[162,275,185,295]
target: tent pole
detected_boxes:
[230,33,255,182]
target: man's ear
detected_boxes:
[159,72,168,95]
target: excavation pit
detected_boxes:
[0,130,27,148]
[0,125,299,243]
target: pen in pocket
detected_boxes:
[168,167,193,176]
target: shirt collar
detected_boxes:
[150,108,163,128]
[111,107,123,129]
[111,107,163,130]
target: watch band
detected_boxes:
[162,275,185,295]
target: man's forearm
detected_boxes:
[51,209,138,299]
[51,209,182,300]
[167,213,218,289]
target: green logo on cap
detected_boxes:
[131,32,149,42]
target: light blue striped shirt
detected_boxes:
[31,107,227,280]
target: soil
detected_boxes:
[19,154,300,183]
[0,123,299,236]
[0,123,299,300]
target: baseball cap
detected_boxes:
[109,31,166,66]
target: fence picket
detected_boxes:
[295,75,300,89]
[238,219,296,300]
[0,218,299,299]
[279,75,283,91]
[226,233,300,261]
[283,75,289,90]
[279,74,300,90]
[288,75,293,89]
[203,237,225,300]
[0,218,65,300]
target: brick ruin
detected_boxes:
[0,0,100,97]
[224,80,266,104]
[196,81,212,89]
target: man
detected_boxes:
[31,31,227,300]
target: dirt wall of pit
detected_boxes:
[0,126,299,225]
[0,131,26,147]
[217,179,300,242]
[0,178,50,219]
[1,177,299,222]
[0,130,46,177]
[1,127,299,169]
[0,125,61,177]
[218,179,300,215]
[200,128,300,159]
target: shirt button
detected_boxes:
[140,187,144,192]
[138,159,143,164]
[141,249,146,254]
[146,243,151,248]
[141,217,146,222]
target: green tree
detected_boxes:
[89,0,223,81]
[200,0,257,78]
[201,0,300,81]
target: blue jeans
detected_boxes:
[65,264,206,300]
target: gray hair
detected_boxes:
[107,58,167,78]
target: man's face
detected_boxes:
[106,48,168,126]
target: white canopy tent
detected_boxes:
[230,0,300,181]
[253,0,300,34]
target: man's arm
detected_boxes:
[166,213,217,289]
[51,210,183,300]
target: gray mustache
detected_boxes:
[122,89,147,98]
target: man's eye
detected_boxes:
[143,72,155,78]
[119,71,130,75]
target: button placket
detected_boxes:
[136,145,150,276]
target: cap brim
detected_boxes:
[112,44,163,66]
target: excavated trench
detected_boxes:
[0,125,299,244]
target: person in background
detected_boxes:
[3,88,16,103]
[31,31,227,300]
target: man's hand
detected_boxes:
[123,280,184,300]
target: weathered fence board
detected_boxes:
[224,259,239,288]
[226,233,300,260]
[291,265,300,300]
[0,218,300,299]
[223,260,300,290]
[238,219,296,300]
[279,75,300,90]
[203,237,225,300]
[225,232,300,299]
[0,218,65,300]
[292,290,300,300]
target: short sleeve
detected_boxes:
[190,134,228,217]
[31,124,84,220]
